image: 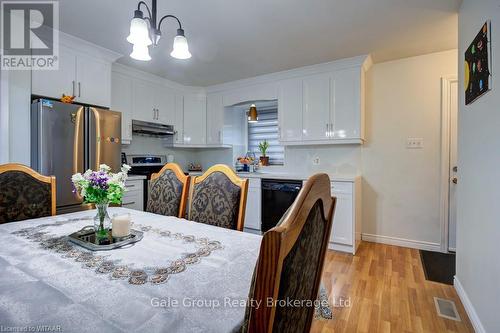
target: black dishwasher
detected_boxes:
[261,179,303,232]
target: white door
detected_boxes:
[331,67,361,140]
[111,72,133,143]
[244,185,261,230]
[76,54,111,107]
[278,78,303,142]
[133,79,156,122]
[330,183,353,246]
[448,80,458,252]
[302,74,330,141]
[32,46,77,98]
[206,93,224,144]
[155,86,175,125]
[183,95,207,145]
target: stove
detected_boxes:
[124,154,167,210]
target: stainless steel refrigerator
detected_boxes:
[31,99,121,214]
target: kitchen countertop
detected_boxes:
[188,171,359,182]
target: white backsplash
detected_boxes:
[194,145,361,176]
[121,135,198,170]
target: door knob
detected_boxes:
[452,177,458,184]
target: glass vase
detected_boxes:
[94,203,111,242]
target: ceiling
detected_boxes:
[59,0,460,86]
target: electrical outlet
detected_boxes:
[313,157,320,165]
[407,137,424,149]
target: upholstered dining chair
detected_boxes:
[188,164,249,231]
[146,163,190,218]
[242,173,336,333]
[0,163,56,224]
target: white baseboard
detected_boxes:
[361,233,441,251]
[454,276,486,333]
[328,242,354,254]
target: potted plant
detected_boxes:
[258,140,270,166]
[71,164,130,242]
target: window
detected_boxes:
[247,108,284,165]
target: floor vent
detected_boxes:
[434,297,461,321]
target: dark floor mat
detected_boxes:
[419,250,456,285]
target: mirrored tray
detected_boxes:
[67,226,143,251]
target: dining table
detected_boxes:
[0,208,263,333]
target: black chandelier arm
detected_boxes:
[137,1,152,21]
[157,14,183,33]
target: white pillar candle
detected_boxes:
[112,214,131,238]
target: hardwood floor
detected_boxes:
[311,241,474,333]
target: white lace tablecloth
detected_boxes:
[0,208,262,333]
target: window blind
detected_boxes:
[247,108,284,165]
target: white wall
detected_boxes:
[456,1,500,332]
[1,70,31,165]
[362,50,457,247]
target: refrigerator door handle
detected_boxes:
[72,81,75,96]
[78,82,81,98]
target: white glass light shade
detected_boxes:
[170,35,191,59]
[130,44,151,61]
[126,17,152,46]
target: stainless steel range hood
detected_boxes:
[132,120,174,136]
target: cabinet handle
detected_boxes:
[125,184,135,188]
[278,126,282,139]
[153,108,156,120]
[122,201,136,206]
[78,82,81,97]
[219,130,222,143]
[156,109,159,120]
[72,81,75,96]
[326,124,329,138]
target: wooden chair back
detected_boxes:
[0,163,56,223]
[245,173,336,333]
[147,163,190,218]
[189,164,249,231]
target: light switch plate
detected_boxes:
[407,137,424,149]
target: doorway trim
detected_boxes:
[439,75,458,253]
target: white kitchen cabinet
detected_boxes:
[329,180,361,254]
[32,47,77,99]
[32,45,113,107]
[330,67,362,140]
[206,93,225,145]
[174,94,184,144]
[122,179,144,211]
[111,72,133,144]
[75,54,111,106]
[182,94,207,145]
[244,178,261,231]
[132,79,157,123]
[278,78,303,142]
[156,87,175,125]
[302,73,330,141]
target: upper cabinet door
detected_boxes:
[183,94,207,145]
[155,86,175,125]
[302,73,330,141]
[331,67,361,140]
[75,54,111,107]
[132,79,156,122]
[174,94,184,144]
[278,78,303,142]
[206,93,224,145]
[32,46,77,98]
[111,72,133,144]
